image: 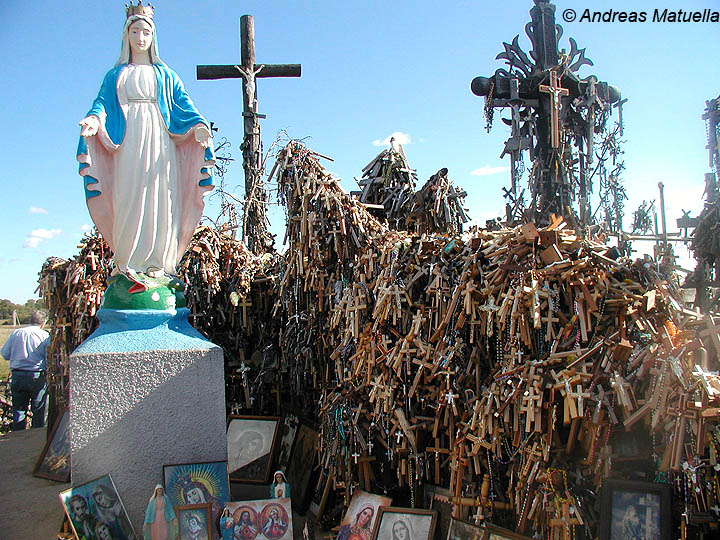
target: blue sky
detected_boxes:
[1,0,718,304]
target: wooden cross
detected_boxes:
[539,70,569,148]
[479,296,500,336]
[347,285,367,338]
[197,15,301,253]
[238,296,252,330]
[426,443,450,485]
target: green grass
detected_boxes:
[0,326,16,380]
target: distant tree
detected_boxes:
[0,298,46,324]
[0,299,14,321]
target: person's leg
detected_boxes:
[29,373,47,428]
[10,373,32,431]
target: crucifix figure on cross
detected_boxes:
[197,15,301,253]
[539,69,570,149]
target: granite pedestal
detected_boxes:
[69,308,226,534]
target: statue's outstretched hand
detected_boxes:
[79,116,100,137]
[194,125,212,148]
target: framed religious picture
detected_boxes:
[337,489,392,540]
[225,498,293,540]
[34,407,71,482]
[371,506,437,540]
[481,523,533,540]
[286,423,318,511]
[447,517,484,540]
[424,484,453,540]
[175,503,212,540]
[59,474,136,540]
[598,479,671,540]
[227,415,280,483]
[163,460,231,536]
[276,412,299,470]
[308,467,334,521]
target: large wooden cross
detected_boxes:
[197,15,301,253]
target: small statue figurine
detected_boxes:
[219,508,234,540]
[143,484,179,540]
[269,470,291,499]
[77,1,214,309]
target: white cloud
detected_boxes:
[80,224,93,232]
[23,228,61,249]
[372,131,411,147]
[470,165,509,177]
[28,206,49,215]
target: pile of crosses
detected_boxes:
[38,141,720,538]
[37,231,112,416]
[273,142,720,537]
[354,143,469,236]
[178,225,266,345]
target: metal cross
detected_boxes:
[613,97,628,136]
[539,70,570,148]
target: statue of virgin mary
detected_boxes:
[77,2,214,306]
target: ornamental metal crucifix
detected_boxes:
[197,15,301,253]
[470,0,622,226]
[539,69,569,149]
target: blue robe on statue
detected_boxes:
[77,63,215,277]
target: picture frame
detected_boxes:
[176,503,213,540]
[598,479,672,540]
[285,423,318,510]
[424,484,454,540]
[225,497,293,540]
[276,412,299,470]
[447,517,484,540]
[337,489,392,540]
[163,460,231,535]
[59,473,136,540]
[482,523,533,540]
[34,407,70,482]
[226,415,280,483]
[371,506,437,540]
[307,467,334,521]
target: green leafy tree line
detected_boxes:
[0,298,46,325]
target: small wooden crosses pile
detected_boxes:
[37,140,720,538]
[272,143,720,538]
[404,167,469,237]
[354,141,417,230]
[37,230,113,410]
[178,224,266,344]
[353,142,469,236]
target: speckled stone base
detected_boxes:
[69,308,226,534]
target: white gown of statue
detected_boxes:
[113,64,179,276]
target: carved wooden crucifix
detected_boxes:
[197,15,301,253]
[539,70,569,149]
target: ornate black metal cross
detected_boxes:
[471,0,622,227]
[198,15,301,253]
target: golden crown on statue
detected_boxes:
[125,0,154,19]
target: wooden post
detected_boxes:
[197,15,301,253]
